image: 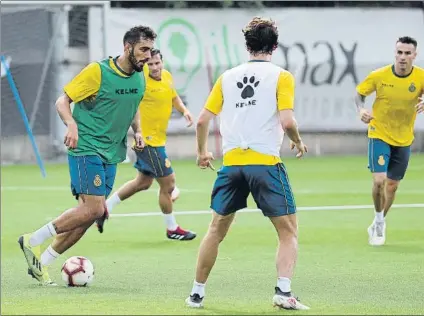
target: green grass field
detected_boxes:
[1,154,424,315]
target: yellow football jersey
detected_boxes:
[64,57,130,102]
[205,69,295,166]
[356,65,424,146]
[139,66,178,146]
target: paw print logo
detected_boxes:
[237,76,260,99]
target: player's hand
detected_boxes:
[196,152,215,170]
[416,97,424,114]
[359,108,373,123]
[183,110,194,127]
[132,132,145,151]
[290,140,308,158]
[64,121,78,149]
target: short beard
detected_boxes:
[129,47,143,72]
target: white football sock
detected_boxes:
[106,192,121,214]
[375,210,385,222]
[41,245,60,266]
[29,222,57,247]
[277,277,292,293]
[164,213,178,231]
[191,280,205,297]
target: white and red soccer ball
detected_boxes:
[61,256,94,287]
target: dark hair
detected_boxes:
[242,17,278,55]
[123,25,157,45]
[397,36,418,48]
[151,48,163,60]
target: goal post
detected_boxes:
[1,1,109,166]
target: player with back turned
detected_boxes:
[355,36,424,246]
[185,17,310,310]
[17,26,156,285]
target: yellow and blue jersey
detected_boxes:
[139,66,178,147]
[356,65,424,147]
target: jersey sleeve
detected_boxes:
[168,72,178,98]
[277,71,295,111]
[204,75,223,115]
[356,71,378,96]
[171,84,178,98]
[64,62,101,103]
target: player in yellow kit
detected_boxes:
[355,36,424,246]
[103,49,197,241]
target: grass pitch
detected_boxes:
[1,154,423,315]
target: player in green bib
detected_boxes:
[17,26,157,285]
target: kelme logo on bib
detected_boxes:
[408,83,416,92]
[237,76,260,99]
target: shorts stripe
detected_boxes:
[146,147,158,177]
[76,156,83,194]
[83,156,89,194]
[276,164,289,215]
[280,163,296,210]
[153,147,164,177]
[369,138,375,172]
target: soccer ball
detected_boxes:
[61,256,94,287]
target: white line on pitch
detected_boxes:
[110,204,424,218]
[2,186,423,195]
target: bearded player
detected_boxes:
[355,36,424,246]
[103,49,196,241]
[18,26,156,285]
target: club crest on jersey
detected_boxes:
[408,83,416,92]
[93,175,102,187]
[378,155,385,166]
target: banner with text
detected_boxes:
[89,8,424,132]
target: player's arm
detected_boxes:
[416,80,424,114]
[172,94,193,127]
[355,71,377,122]
[354,93,366,112]
[196,75,223,169]
[131,108,144,150]
[57,62,101,148]
[56,94,75,128]
[169,74,193,126]
[277,71,306,157]
[58,62,101,126]
[131,108,141,134]
[56,93,78,149]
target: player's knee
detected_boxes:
[85,197,106,219]
[160,183,175,195]
[134,176,153,192]
[208,218,231,242]
[386,180,399,193]
[373,173,386,189]
[208,225,227,243]
[158,175,176,195]
[271,214,298,240]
